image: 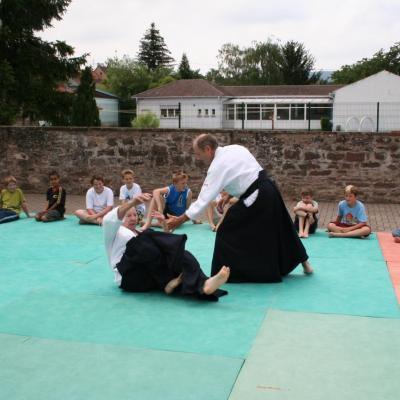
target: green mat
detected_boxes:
[1,216,399,400]
[0,333,242,400]
[230,309,400,400]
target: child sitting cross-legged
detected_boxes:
[327,185,371,238]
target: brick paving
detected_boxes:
[25,194,400,232]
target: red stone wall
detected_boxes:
[1,127,399,203]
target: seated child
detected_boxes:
[35,171,66,222]
[293,188,319,238]
[119,169,145,222]
[392,228,400,243]
[327,185,371,238]
[0,175,31,223]
[74,175,114,225]
[141,171,200,231]
[207,191,238,232]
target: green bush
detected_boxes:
[320,116,333,131]
[131,111,160,128]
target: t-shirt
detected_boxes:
[119,183,145,214]
[338,200,367,225]
[46,187,66,215]
[0,188,25,214]
[103,207,138,286]
[86,187,114,213]
[165,184,190,216]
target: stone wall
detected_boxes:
[1,127,399,203]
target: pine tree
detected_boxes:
[137,22,174,71]
[71,67,100,126]
[178,53,202,79]
[0,0,86,124]
[280,41,320,84]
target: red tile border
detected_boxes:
[377,232,400,304]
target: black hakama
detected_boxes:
[116,229,227,301]
[211,170,308,283]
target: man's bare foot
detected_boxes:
[164,273,183,294]
[192,219,202,224]
[329,232,339,238]
[299,232,304,238]
[302,260,314,275]
[203,266,230,294]
[303,232,309,238]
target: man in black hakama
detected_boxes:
[166,134,313,283]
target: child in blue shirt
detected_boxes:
[327,185,371,238]
[142,171,201,231]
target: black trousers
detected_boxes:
[117,230,227,301]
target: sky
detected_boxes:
[40,0,400,74]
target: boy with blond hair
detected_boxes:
[119,169,145,222]
[327,185,371,238]
[0,175,31,223]
[141,171,200,231]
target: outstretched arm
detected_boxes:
[117,193,152,220]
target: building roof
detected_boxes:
[221,84,344,97]
[134,79,227,98]
[133,79,344,99]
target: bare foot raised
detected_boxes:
[164,273,183,294]
[302,260,314,275]
[203,266,230,294]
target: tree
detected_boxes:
[137,22,174,71]
[280,41,321,84]
[0,0,86,124]
[178,53,202,79]
[71,67,100,126]
[105,56,175,126]
[214,41,283,85]
[332,42,400,84]
[0,60,18,124]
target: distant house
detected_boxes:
[58,78,119,127]
[92,64,108,83]
[133,71,400,131]
[332,70,400,132]
[95,89,119,127]
[133,79,343,130]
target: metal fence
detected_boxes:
[131,101,400,132]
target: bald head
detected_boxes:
[193,134,218,151]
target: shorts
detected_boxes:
[331,221,372,235]
[392,228,400,238]
[43,209,64,221]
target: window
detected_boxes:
[276,105,290,120]
[197,109,202,117]
[205,109,209,117]
[308,104,332,120]
[290,104,305,120]
[247,104,260,120]
[236,104,245,120]
[160,106,179,118]
[261,104,274,120]
[211,109,216,117]
[224,104,234,120]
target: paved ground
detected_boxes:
[25,193,400,232]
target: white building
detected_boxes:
[133,71,400,131]
[332,70,400,132]
[134,80,342,130]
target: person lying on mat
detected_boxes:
[103,193,229,301]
